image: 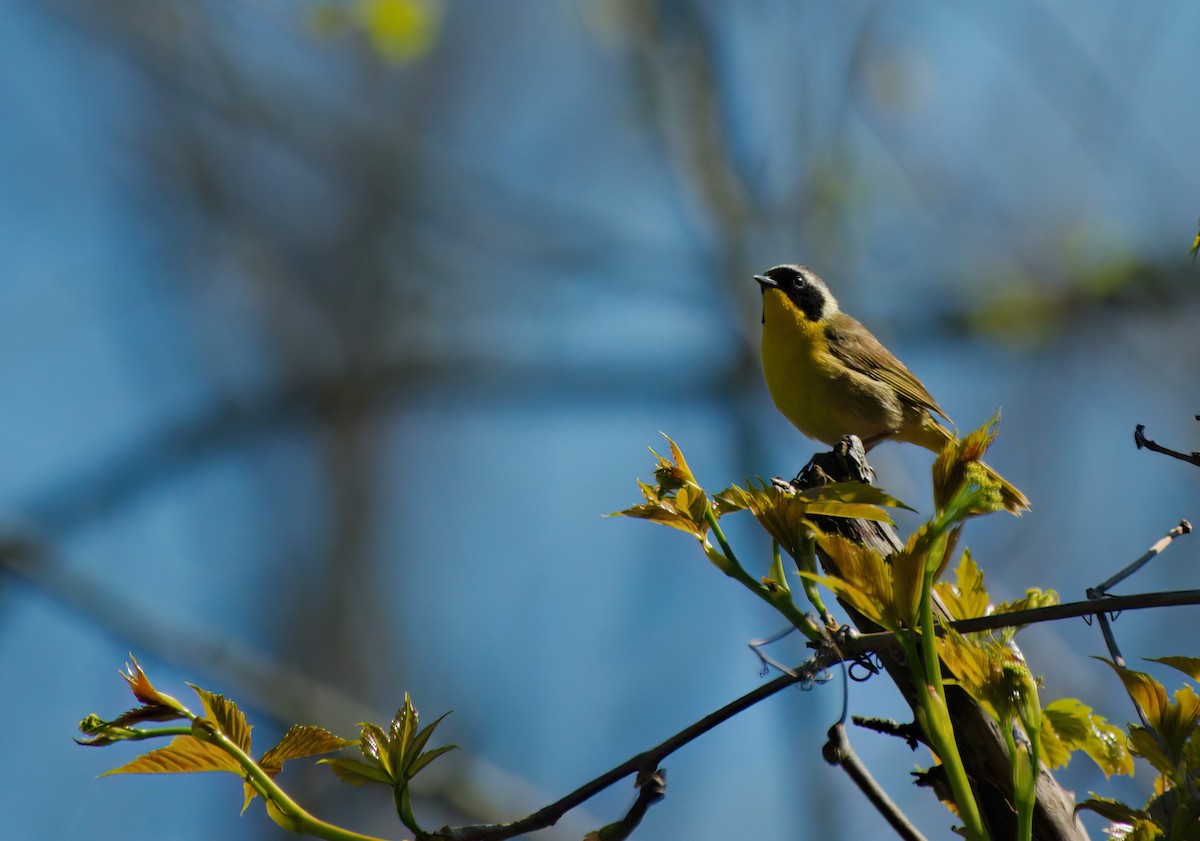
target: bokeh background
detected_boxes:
[3,2,1199,839]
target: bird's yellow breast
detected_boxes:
[760,290,903,446]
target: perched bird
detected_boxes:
[755,263,1028,514]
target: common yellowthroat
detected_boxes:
[755,263,1029,514]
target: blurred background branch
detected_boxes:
[3,1,1199,839]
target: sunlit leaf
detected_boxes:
[191,686,252,754]
[890,521,938,619]
[1076,796,1150,825]
[994,588,1059,616]
[1103,662,1169,730]
[933,549,989,621]
[102,734,241,776]
[1042,698,1133,777]
[800,572,882,628]
[259,725,355,773]
[337,695,454,794]
[937,630,997,714]
[794,482,913,512]
[359,722,392,778]
[120,657,189,717]
[610,438,709,540]
[1039,706,1072,770]
[244,726,356,810]
[932,419,998,514]
[1155,685,1200,767]
[809,531,899,629]
[388,696,420,779]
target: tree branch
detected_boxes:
[1134,423,1200,467]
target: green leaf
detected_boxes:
[244,726,356,810]
[401,710,452,777]
[1076,796,1150,824]
[1103,662,1169,730]
[994,588,1059,616]
[406,743,458,778]
[932,419,998,513]
[808,532,899,629]
[609,437,709,540]
[259,725,355,772]
[359,721,393,779]
[387,695,420,780]
[1157,684,1200,765]
[1128,727,1173,777]
[190,685,252,754]
[933,549,989,621]
[795,481,914,512]
[1041,698,1133,777]
[101,734,241,776]
[890,521,938,618]
[322,757,394,787]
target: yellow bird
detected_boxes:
[755,263,1028,514]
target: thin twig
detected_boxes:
[429,654,838,841]
[1092,520,1192,595]
[823,723,928,841]
[1134,424,1200,467]
[836,589,1200,658]
[1087,521,1191,726]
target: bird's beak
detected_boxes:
[754,274,777,290]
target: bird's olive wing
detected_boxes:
[824,317,952,423]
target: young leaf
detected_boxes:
[808,531,901,630]
[1127,728,1173,778]
[244,726,356,810]
[118,657,190,721]
[1155,684,1200,766]
[1075,796,1150,825]
[322,757,394,787]
[258,725,355,774]
[933,549,990,621]
[1041,698,1132,777]
[1104,663,1169,729]
[101,734,242,776]
[190,685,252,754]
[359,721,394,780]
[610,439,710,540]
[932,419,998,514]
[795,481,913,512]
[993,588,1059,617]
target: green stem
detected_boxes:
[195,722,394,841]
[913,533,990,841]
[702,507,823,642]
[795,532,833,623]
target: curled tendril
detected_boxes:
[848,653,883,682]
